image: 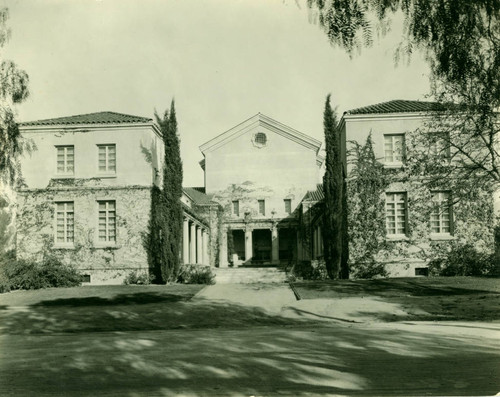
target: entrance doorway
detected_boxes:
[252,229,271,263]
[279,228,297,262]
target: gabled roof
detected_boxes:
[304,184,324,201]
[183,187,217,206]
[346,100,447,115]
[199,113,322,155]
[20,111,152,126]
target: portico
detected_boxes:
[221,220,298,267]
[182,214,210,265]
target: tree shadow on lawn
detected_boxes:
[293,278,500,298]
[32,292,192,307]
[0,293,317,335]
[1,314,499,396]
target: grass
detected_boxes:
[292,276,500,321]
[0,284,312,335]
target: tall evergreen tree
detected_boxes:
[154,100,183,282]
[322,95,345,279]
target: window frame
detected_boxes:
[428,132,451,160]
[284,199,292,215]
[383,134,406,166]
[97,200,117,245]
[385,192,408,238]
[232,200,240,217]
[54,201,75,247]
[258,199,266,216]
[97,144,117,175]
[430,191,453,236]
[55,145,75,176]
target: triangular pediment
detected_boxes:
[199,113,321,155]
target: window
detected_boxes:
[284,199,292,214]
[384,134,405,164]
[56,202,74,244]
[431,192,452,234]
[385,193,407,235]
[98,144,116,173]
[429,132,450,159]
[258,199,265,216]
[56,146,74,175]
[98,201,116,243]
[232,200,239,217]
[253,132,267,148]
[255,132,267,145]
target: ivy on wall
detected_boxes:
[347,132,495,278]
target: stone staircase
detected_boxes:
[214,267,288,284]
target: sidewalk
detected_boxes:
[194,283,297,314]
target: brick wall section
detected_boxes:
[16,187,151,284]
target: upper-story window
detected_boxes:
[431,191,452,234]
[429,132,450,159]
[284,199,292,215]
[98,200,116,243]
[384,134,405,164]
[232,200,240,217]
[56,145,74,175]
[252,132,267,148]
[98,144,116,174]
[55,201,74,244]
[258,199,266,216]
[385,192,407,236]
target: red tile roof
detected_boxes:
[304,184,324,201]
[183,187,217,206]
[20,111,152,126]
[346,100,447,115]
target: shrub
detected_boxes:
[291,260,328,280]
[177,264,215,285]
[350,261,388,279]
[124,270,154,285]
[0,252,81,293]
[428,244,495,276]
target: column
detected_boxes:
[190,221,196,264]
[183,218,189,264]
[314,227,318,258]
[244,228,253,263]
[271,225,279,264]
[318,226,323,256]
[202,229,209,265]
[296,230,303,261]
[219,227,228,267]
[196,226,203,265]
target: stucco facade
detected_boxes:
[199,113,323,267]
[16,113,164,284]
[307,100,496,277]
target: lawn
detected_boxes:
[291,276,500,322]
[0,284,311,335]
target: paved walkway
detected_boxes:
[195,284,416,323]
[194,283,297,314]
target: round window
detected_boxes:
[253,132,267,147]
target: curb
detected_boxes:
[288,281,302,301]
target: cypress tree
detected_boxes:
[322,95,344,279]
[155,100,183,282]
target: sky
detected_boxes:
[2,0,431,186]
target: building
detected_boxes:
[16,112,210,284]
[307,100,496,276]
[197,113,324,268]
[14,101,495,283]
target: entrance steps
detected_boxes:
[214,267,288,284]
